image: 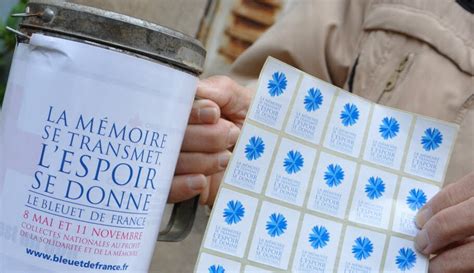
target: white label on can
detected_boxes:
[0,34,197,273]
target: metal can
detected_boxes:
[0,0,205,272]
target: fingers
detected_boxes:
[189,99,220,124]
[209,172,224,207]
[414,197,474,255]
[428,240,474,273]
[182,118,240,153]
[198,76,252,126]
[168,171,225,205]
[175,150,232,176]
[167,174,207,204]
[416,172,474,228]
[199,171,224,207]
[414,172,474,255]
[198,176,211,207]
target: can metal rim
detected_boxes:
[19,0,206,75]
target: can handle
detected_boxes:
[157,196,199,242]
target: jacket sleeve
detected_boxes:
[229,0,372,87]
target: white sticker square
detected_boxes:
[248,201,300,269]
[195,253,241,273]
[392,178,439,237]
[225,124,278,193]
[292,214,343,273]
[204,189,259,257]
[363,105,413,170]
[383,236,428,273]
[349,165,398,229]
[285,75,337,144]
[404,117,457,183]
[323,91,372,158]
[244,265,273,273]
[265,138,317,206]
[248,58,300,130]
[338,226,386,272]
[307,152,357,219]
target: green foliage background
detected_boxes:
[0,0,28,105]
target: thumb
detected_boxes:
[197,76,253,127]
[167,174,207,203]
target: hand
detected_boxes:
[196,76,253,206]
[415,171,474,273]
[197,76,252,128]
[167,97,239,205]
[168,76,253,206]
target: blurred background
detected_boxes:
[0,0,27,106]
[0,0,294,271]
[0,0,295,106]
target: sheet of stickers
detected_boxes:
[195,57,458,273]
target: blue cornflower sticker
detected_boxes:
[365,176,385,200]
[406,189,427,211]
[208,265,225,273]
[267,72,287,97]
[304,88,324,112]
[324,164,345,188]
[223,200,245,225]
[245,136,265,161]
[266,213,287,237]
[379,117,400,140]
[340,103,359,126]
[396,248,417,271]
[283,150,304,174]
[352,237,373,261]
[308,225,330,249]
[421,128,443,151]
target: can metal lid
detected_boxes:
[20,0,206,74]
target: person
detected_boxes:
[169,0,474,272]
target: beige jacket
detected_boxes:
[231,0,474,185]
